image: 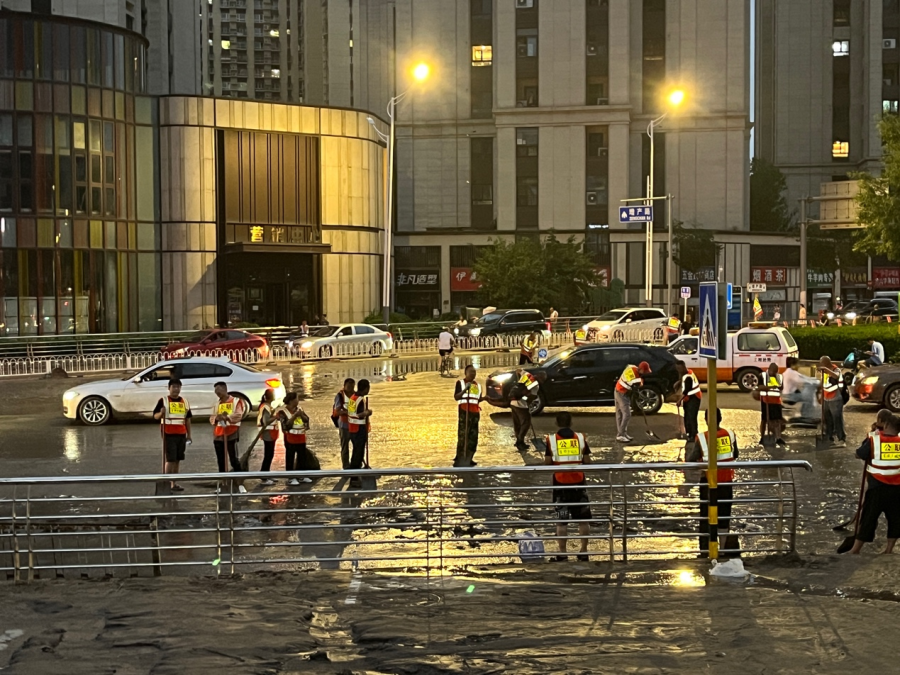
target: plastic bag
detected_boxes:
[517,531,545,562]
[710,558,748,579]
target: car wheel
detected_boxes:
[736,368,762,393]
[885,385,900,412]
[231,393,253,420]
[529,392,546,416]
[370,341,384,356]
[319,345,333,359]
[78,396,111,426]
[632,386,663,415]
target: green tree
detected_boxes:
[473,233,600,312]
[672,221,721,274]
[853,114,900,258]
[750,157,795,232]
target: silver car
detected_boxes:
[291,324,394,358]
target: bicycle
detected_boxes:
[439,350,453,377]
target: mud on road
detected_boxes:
[3,553,900,674]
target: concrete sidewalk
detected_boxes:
[3,554,900,674]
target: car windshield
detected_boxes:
[543,349,575,368]
[473,312,504,324]
[593,310,628,322]
[308,326,339,338]
[182,330,214,344]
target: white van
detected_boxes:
[667,326,799,391]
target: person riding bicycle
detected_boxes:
[438,327,456,362]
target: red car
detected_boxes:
[160,329,269,358]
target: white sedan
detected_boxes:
[583,307,668,341]
[62,357,286,426]
[289,324,394,358]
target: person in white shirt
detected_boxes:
[866,338,885,367]
[438,329,455,357]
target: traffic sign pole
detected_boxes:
[707,360,719,560]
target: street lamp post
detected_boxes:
[368,63,430,328]
[645,89,685,309]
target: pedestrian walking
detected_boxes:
[684,408,739,556]
[209,382,246,492]
[152,378,192,491]
[758,362,785,446]
[510,368,538,451]
[614,361,651,443]
[276,391,314,485]
[519,330,539,365]
[347,379,373,485]
[817,356,847,447]
[544,411,592,561]
[849,413,900,554]
[454,365,484,466]
[675,362,702,442]
[256,388,279,485]
[332,378,355,469]
[798,303,807,325]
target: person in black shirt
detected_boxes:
[152,378,193,491]
[543,411,592,561]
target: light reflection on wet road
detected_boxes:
[0,352,888,565]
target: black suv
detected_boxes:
[485,343,681,415]
[455,309,549,338]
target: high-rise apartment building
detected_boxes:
[755,0,886,208]
[390,0,752,316]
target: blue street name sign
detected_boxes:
[619,205,654,223]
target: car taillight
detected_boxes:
[265,378,282,389]
[545,322,551,331]
[387,332,393,339]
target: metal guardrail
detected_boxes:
[0,461,809,580]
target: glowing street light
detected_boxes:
[668,89,686,107]
[367,61,432,326]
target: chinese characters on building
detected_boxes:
[680,267,716,283]
[397,273,439,287]
[242,224,316,245]
[750,267,787,285]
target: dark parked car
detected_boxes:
[160,329,270,358]
[852,364,900,411]
[455,309,551,338]
[485,343,681,415]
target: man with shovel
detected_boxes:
[817,356,847,448]
[454,364,485,467]
[758,362,785,447]
[848,413,900,554]
[614,361,651,443]
[675,361,702,442]
[510,368,539,452]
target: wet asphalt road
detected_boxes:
[0,351,889,555]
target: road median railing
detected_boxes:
[0,461,809,580]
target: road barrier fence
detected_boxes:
[0,461,809,580]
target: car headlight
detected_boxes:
[582,324,589,331]
[301,341,313,349]
[492,373,513,383]
[453,328,459,335]
[600,325,611,331]
[470,328,481,336]
[63,391,79,401]
[861,376,879,386]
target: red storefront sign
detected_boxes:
[450,267,481,292]
[750,266,787,286]
[873,268,900,289]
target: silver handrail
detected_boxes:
[0,461,810,580]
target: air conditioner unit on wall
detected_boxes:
[586,191,600,206]
[516,0,534,7]
[885,39,897,49]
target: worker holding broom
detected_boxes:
[454,364,485,467]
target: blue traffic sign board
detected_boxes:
[537,348,548,360]
[699,282,719,359]
[619,205,654,223]
[726,283,733,310]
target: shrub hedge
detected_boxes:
[788,324,900,361]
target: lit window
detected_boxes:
[832,141,849,158]
[884,100,899,114]
[472,45,493,66]
[269,29,279,37]
[832,40,849,56]
[271,69,280,78]
[221,40,231,50]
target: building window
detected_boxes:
[586,127,609,227]
[516,176,538,207]
[832,40,849,56]
[221,39,231,50]
[884,100,899,114]
[470,137,494,230]
[832,141,849,158]
[515,127,538,229]
[642,0,666,113]
[833,0,850,27]
[515,128,538,156]
[472,45,492,66]
[515,0,538,108]
[586,0,609,106]
[885,63,899,86]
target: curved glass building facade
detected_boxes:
[0,11,159,336]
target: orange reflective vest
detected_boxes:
[683,370,701,400]
[284,411,307,444]
[547,432,587,484]
[759,374,783,405]
[213,396,242,437]
[615,365,642,394]
[867,433,900,485]
[822,370,842,401]
[347,394,370,433]
[161,396,189,435]
[257,403,279,441]
[458,379,481,414]
[695,428,737,484]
